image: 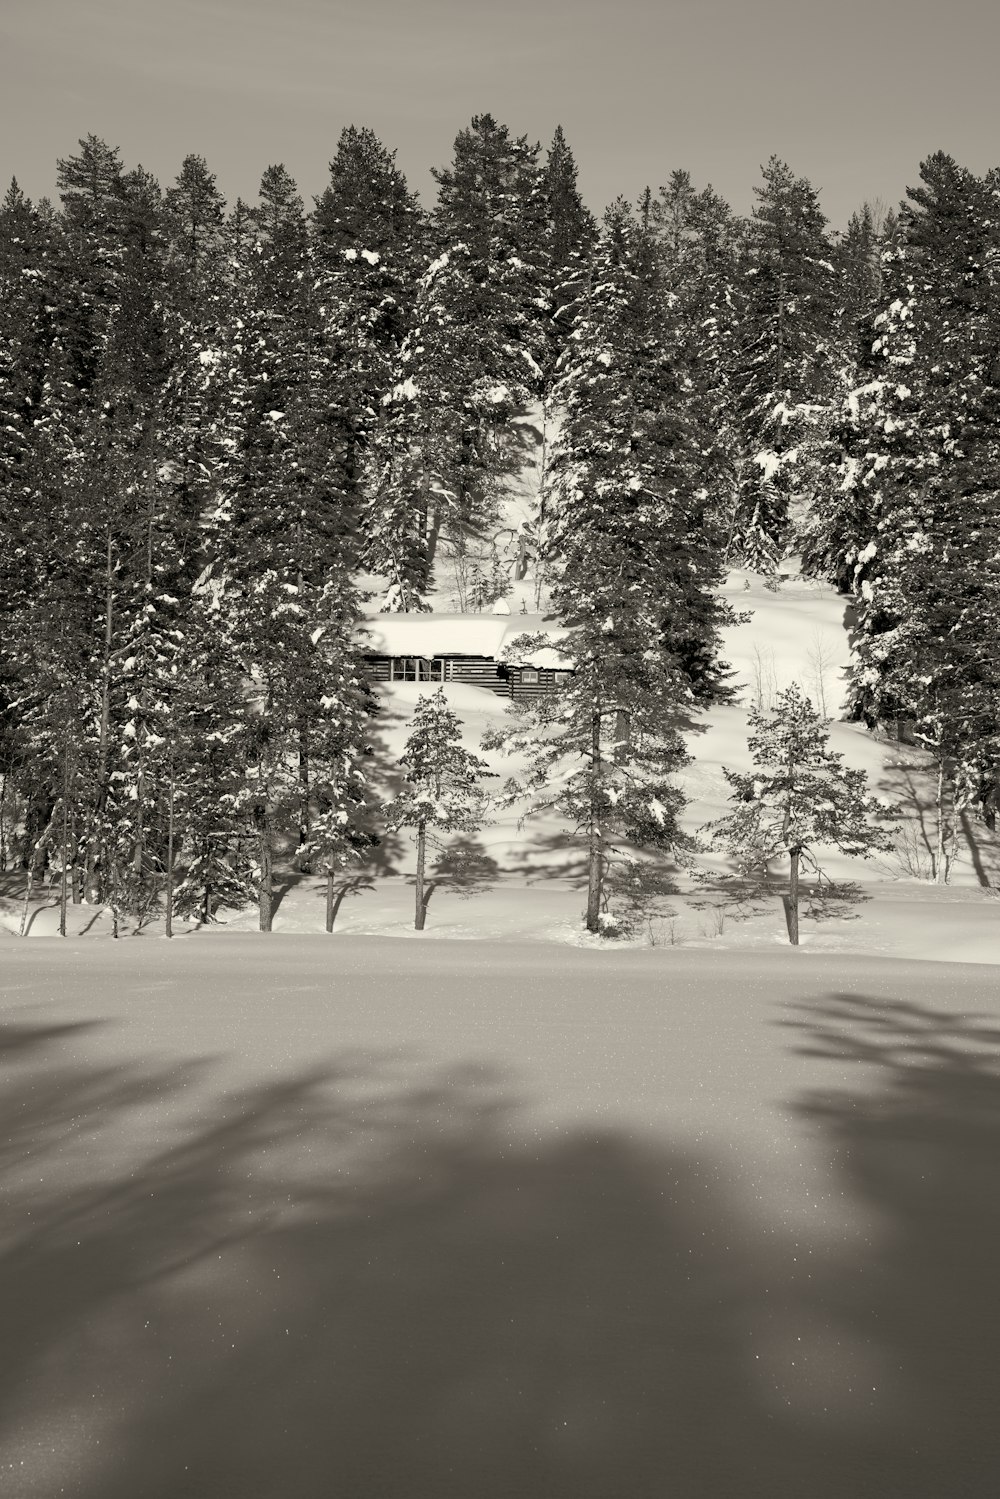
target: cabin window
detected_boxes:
[521,668,539,684]
[388,656,444,682]
[554,671,570,685]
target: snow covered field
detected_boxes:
[2,936,1000,1497]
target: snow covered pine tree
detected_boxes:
[705,684,894,944]
[383,689,493,930]
[728,159,841,572]
[486,198,733,933]
[811,154,1000,849]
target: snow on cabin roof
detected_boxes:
[358,613,571,665]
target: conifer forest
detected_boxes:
[2,118,999,935]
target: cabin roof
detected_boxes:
[358,612,571,666]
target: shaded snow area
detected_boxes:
[3,938,1000,1497]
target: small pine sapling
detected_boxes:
[383,689,494,929]
[704,683,895,944]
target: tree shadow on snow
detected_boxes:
[5,988,1000,1496]
[430,836,500,899]
[774,990,1000,1493]
[345,696,410,878]
[875,759,1000,887]
[500,829,592,886]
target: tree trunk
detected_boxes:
[87,530,115,902]
[586,829,603,933]
[326,869,336,933]
[414,820,427,930]
[71,808,82,903]
[935,760,949,884]
[533,407,548,610]
[256,805,273,932]
[297,726,311,869]
[983,779,997,832]
[59,760,69,938]
[452,529,468,614]
[613,709,629,766]
[426,502,443,577]
[19,806,58,937]
[19,865,36,939]
[132,727,145,916]
[586,709,603,933]
[165,774,175,939]
[783,847,800,946]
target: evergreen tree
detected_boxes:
[0,179,52,488]
[541,125,597,370]
[433,113,547,284]
[365,108,548,587]
[705,684,894,944]
[56,134,126,231]
[6,144,178,916]
[650,171,743,548]
[0,179,62,686]
[543,125,596,281]
[164,153,227,285]
[433,110,548,392]
[313,124,425,261]
[484,637,692,935]
[207,164,372,928]
[383,689,492,929]
[550,198,734,701]
[487,200,733,932]
[312,128,425,530]
[728,158,841,570]
[836,202,884,335]
[363,241,529,610]
[812,153,1000,837]
[156,165,233,579]
[5,550,95,932]
[166,587,256,927]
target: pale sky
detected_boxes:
[2,0,998,229]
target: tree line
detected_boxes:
[1,117,997,931]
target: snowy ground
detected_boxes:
[2,936,1000,1497]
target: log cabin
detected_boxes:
[359,613,572,701]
